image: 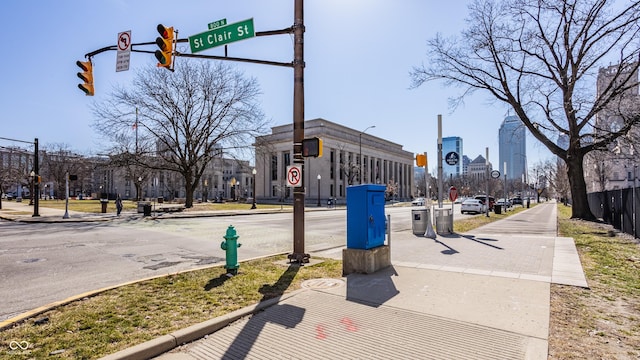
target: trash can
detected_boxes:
[100,199,108,213]
[411,209,430,235]
[137,201,151,214]
[143,204,152,217]
[434,208,453,234]
[494,204,502,214]
[157,197,164,204]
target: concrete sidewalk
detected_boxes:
[94,201,588,360]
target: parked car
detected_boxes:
[474,195,495,211]
[496,198,512,208]
[511,197,523,205]
[461,198,486,214]
[412,197,426,206]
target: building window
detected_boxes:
[330,150,335,179]
[271,155,278,181]
[330,184,334,197]
[340,184,343,197]
[339,152,344,180]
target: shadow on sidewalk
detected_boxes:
[221,264,305,359]
[345,265,399,307]
[435,233,504,251]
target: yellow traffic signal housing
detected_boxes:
[416,154,427,167]
[155,24,174,70]
[302,137,323,158]
[76,60,94,96]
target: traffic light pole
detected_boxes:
[289,0,309,264]
[79,0,308,263]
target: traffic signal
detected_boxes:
[76,60,94,96]
[155,24,174,70]
[416,154,427,167]
[302,137,323,158]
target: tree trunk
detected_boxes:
[566,152,597,220]
[185,183,194,208]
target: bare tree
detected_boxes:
[41,144,89,200]
[385,179,398,201]
[92,60,268,208]
[411,0,640,220]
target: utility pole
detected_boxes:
[290,0,308,263]
[33,138,40,217]
[486,147,490,217]
[437,114,443,208]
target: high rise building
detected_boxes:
[584,63,640,192]
[498,115,527,180]
[442,136,463,179]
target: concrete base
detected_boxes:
[342,245,391,275]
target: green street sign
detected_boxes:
[190,18,255,53]
[208,18,227,30]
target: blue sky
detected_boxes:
[0,0,552,168]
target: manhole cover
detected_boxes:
[301,278,345,289]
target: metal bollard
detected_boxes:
[220,225,242,275]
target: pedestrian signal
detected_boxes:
[302,137,323,158]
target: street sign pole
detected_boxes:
[290,0,308,264]
[437,115,443,208]
[486,147,490,217]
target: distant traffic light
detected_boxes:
[76,60,94,96]
[155,24,174,70]
[302,137,323,158]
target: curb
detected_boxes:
[99,289,306,360]
[0,252,291,331]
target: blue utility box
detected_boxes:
[346,184,386,249]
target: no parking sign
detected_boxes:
[286,165,302,187]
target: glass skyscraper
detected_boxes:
[498,116,527,181]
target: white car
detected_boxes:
[461,199,486,214]
[412,197,426,206]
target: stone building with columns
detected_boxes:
[254,118,415,205]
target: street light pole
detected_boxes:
[33,138,39,217]
[317,174,321,206]
[251,168,257,209]
[359,125,375,184]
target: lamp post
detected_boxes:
[251,169,257,209]
[317,174,321,207]
[359,125,375,184]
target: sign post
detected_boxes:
[449,186,457,215]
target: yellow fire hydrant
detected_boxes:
[220,225,241,275]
